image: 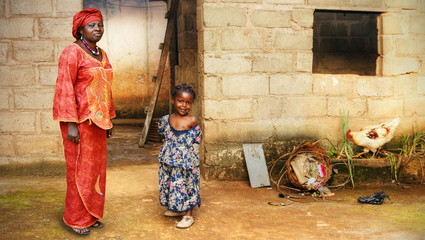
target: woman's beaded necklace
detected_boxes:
[81,37,100,56]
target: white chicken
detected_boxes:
[346,118,400,158]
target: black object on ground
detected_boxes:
[358,191,391,205]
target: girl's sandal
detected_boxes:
[90,221,104,228]
[72,227,90,235]
[176,216,194,228]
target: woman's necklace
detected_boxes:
[81,37,100,56]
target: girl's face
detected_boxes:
[80,21,104,43]
[172,91,194,116]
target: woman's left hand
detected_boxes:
[107,127,114,138]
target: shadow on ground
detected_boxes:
[0,126,424,239]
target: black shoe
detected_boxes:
[358,191,390,205]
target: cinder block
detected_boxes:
[14,89,55,110]
[179,32,197,49]
[203,120,219,142]
[0,135,14,156]
[308,0,346,6]
[39,65,58,86]
[405,97,425,116]
[292,9,314,28]
[275,30,313,50]
[204,76,221,99]
[349,0,383,7]
[253,53,292,73]
[0,18,34,38]
[385,0,420,9]
[0,0,4,18]
[41,111,59,132]
[40,18,73,39]
[273,117,341,140]
[0,42,7,64]
[204,99,252,119]
[327,97,366,117]
[395,37,425,55]
[418,77,425,94]
[252,97,283,120]
[204,53,251,74]
[15,134,60,156]
[199,29,220,51]
[203,6,247,27]
[409,14,425,34]
[296,52,313,72]
[221,120,275,142]
[178,51,197,66]
[13,41,55,63]
[180,0,196,15]
[368,99,403,117]
[11,0,52,14]
[222,0,261,2]
[382,57,419,75]
[381,35,394,55]
[204,144,243,166]
[0,112,36,132]
[394,74,415,96]
[57,0,83,15]
[251,10,291,28]
[56,41,75,61]
[264,0,304,4]
[381,14,403,35]
[0,89,8,109]
[281,96,327,117]
[222,29,263,50]
[313,74,355,96]
[0,66,35,86]
[222,74,269,96]
[357,77,393,96]
[270,73,312,95]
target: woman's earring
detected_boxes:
[80,35,83,40]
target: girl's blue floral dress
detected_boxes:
[158,114,202,212]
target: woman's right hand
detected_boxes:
[67,122,80,144]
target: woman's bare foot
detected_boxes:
[72,227,90,235]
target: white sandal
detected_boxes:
[176,216,194,228]
[164,210,186,217]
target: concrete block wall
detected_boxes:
[197,0,425,179]
[0,0,82,164]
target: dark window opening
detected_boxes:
[313,10,381,76]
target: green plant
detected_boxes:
[400,123,425,157]
[340,110,355,187]
[387,154,398,182]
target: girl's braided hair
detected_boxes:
[172,84,196,100]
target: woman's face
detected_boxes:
[80,21,104,43]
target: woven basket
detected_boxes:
[284,141,333,190]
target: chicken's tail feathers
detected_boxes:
[387,117,400,129]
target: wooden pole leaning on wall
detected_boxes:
[139,0,179,147]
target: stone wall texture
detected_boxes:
[0,0,82,165]
[1,0,425,182]
[196,0,425,179]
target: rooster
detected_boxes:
[346,118,400,158]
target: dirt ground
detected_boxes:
[1,126,425,240]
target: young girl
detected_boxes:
[158,84,202,228]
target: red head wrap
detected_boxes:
[72,8,103,39]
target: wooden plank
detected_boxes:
[139,0,179,147]
[243,144,271,188]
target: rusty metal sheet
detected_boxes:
[243,144,271,188]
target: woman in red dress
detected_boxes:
[53,8,115,235]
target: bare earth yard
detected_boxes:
[0,126,424,240]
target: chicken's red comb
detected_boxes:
[346,129,351,138]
